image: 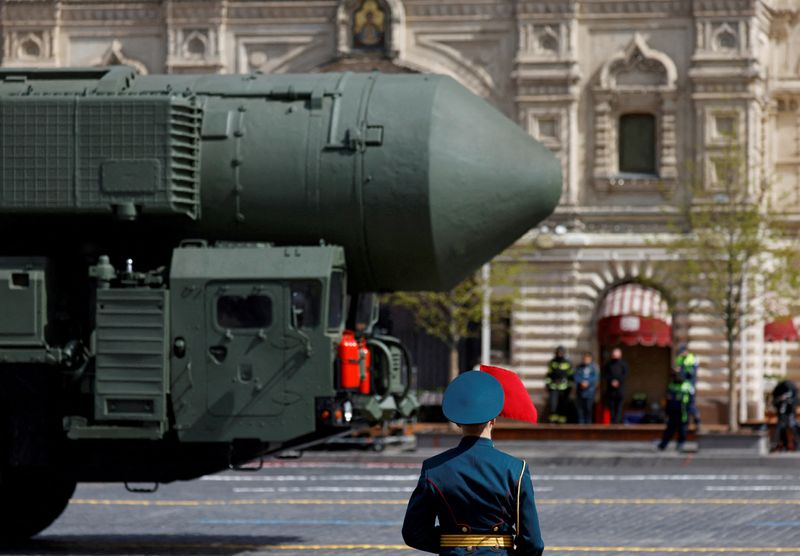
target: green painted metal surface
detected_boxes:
[169,244,345,442]
[0,67,561,292]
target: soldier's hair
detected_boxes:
[459,422,490,436]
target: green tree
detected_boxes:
[666,139,800,431]
[384,258,521,384]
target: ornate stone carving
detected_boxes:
[91,40,149,74]
[600,34,677,91]
[236,35,325,74]
[517,23,566,60]
[4,30,53,63]
[410,33,510,100]
[592,34,679,189]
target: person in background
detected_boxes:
[675,344,701,432]
[658,370,693,451]
[545,346,573,423]
[603,347,628,424]
[574,352,598,424]
[771,378,799,452]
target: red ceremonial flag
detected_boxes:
[480,364,538,424]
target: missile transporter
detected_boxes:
[0,66,561,539]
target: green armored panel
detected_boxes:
[169,244,344,442]
[94,289,169,423]
[0,96,200,218]
[0,259,47,347]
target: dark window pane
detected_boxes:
[291,281,322,329]
[619,113,656,174]
[217,295,272,329]
[328,272,345,329]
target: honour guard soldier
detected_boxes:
[402,371,544,555]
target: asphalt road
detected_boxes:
[6,446,800,556]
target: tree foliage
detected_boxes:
[666,138,800,430]
[383,257,521,383]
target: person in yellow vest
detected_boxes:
[675,344,701,432]
[545,346,573,424]
[658,370,694,451]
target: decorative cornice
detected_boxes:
[166,1,226,23]
[516,0,577,17]
[61,3,162,25]
[578,0,691,18]
[2,1,58,25]
[692,0,756,16]
[404,1,512,20]
[227,2,336,21]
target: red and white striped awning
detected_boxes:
[598,283,672,347]
[599,283,672,324]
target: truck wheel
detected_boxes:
[0,468,76,543]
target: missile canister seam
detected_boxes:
[234,105,246,223]
[356,74,379,290]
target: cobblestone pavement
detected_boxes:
[6,447,800,555]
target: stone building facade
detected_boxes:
[2,0,800,423]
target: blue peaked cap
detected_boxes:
[442,370,504,425]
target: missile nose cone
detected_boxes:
[426,78,562,289]
[363,75,562,291]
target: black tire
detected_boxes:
[0,467,76,543]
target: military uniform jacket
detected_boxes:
[402,436,544,555]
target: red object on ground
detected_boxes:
[764,317,799,342]
[479,364,538,424]
[338,330,371,394]
[597,315,672,347]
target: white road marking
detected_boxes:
[203,473,799,484]
[256,462,421,469]
[705,485,800,492]
[533,474,796,481]
[202,474,420,482]
[230,486,555,494]
[232,486,415,493]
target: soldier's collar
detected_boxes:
[459,436,494,448]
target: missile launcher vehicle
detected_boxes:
[0,65,561,539]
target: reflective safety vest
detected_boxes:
[676,352,698,380]
[666,380,693,423]
[545,359,573,391]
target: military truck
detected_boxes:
[0,66,561,539]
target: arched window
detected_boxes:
[185,35,207,59]
[619,113,656,175]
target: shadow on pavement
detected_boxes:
[0,534,305,555]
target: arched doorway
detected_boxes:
[597,283,672,423]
